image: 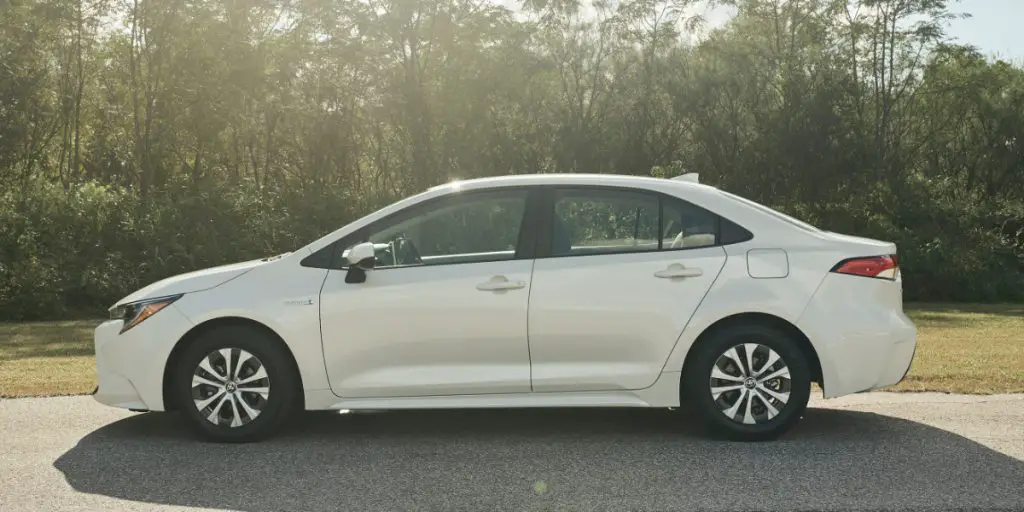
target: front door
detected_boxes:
[319,188,536,398]
[527,187,728,392]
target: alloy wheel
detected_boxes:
[708,343,791,425]
[191,348,271,428]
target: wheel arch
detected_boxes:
[162,316,306,411]
[680,312,823,387]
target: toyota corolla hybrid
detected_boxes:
[93,173,916,442]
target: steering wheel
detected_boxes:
[392,235,423,266]
[376,243,397,267]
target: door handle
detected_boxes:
[654,263,703,279]
[476,275,527,291]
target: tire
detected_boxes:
[173,325,300,443]
[682,324,811,442]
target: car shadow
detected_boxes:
[54,407,1024,511]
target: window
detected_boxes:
[359,190,529,268]
[720,217,754,245]
[552,189,660,256]
[548,187,753,257]
[661,198,718,249]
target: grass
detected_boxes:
[0,320,98,398]
[0,304,1022,398]
[897,303,1024,394]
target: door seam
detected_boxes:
[315,268,339,399]
[525,259,537,392]
[655,246,729,376]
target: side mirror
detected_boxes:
[344,242,376,284]
[346,242,376,269]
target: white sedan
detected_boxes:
[93,173,916,442]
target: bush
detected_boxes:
[0,179,359,320]
[1,175,1021,321]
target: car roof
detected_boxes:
[427,173,715,195]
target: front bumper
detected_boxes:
[93,305,194,411]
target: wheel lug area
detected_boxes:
[192,347,270,430]
[710,343,792,426]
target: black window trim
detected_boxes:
[299,241,338,269]
[302,186,542,271]
[301,183,755,269]
[534,184,753,259]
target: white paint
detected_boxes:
[92,173,915,430]
[746,248,789,278]
[528,248,724,392]
[319,260,534,398]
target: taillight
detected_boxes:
[831,254,899,280]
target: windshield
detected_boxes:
[718,190,822,233]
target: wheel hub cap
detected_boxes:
[191,348,271,428]
[709,343,792,425]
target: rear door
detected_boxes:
[527,187,728,392]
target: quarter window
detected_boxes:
[661,197,718,249]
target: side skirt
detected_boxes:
[303,371,682,411]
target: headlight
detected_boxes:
[110,294,183,334]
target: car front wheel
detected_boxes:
[174,325,300,443]
[683,324,811,441]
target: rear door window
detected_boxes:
[551,189,660,256]
[547,187,752,257]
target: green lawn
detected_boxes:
[0,320,97,398]
[1,304,1021,398]
[898,303,1024,394]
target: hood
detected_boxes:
[113,257,274,307]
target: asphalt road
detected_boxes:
[1,393,1022,512]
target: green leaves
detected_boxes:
[0,0,1023,318]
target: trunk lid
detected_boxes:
[820,231,897,256]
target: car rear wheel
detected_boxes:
[174,325,299,443]
[683,324,811,441]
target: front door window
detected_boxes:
[357,190,529,267]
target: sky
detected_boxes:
[702,0,1024,61]
[945,0,1023,62]
[499,0,1022,62]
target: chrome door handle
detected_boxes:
[654,263,703,279]
[476,276,527,291]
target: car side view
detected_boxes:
[93,173,916,442]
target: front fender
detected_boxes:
[172,263,332,395]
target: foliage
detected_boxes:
[0,0,1022,319]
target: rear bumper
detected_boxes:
[869,326,916,390]
[797,273,917,398]
[800,310,916,397]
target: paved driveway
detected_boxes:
[1,393,1023,511]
